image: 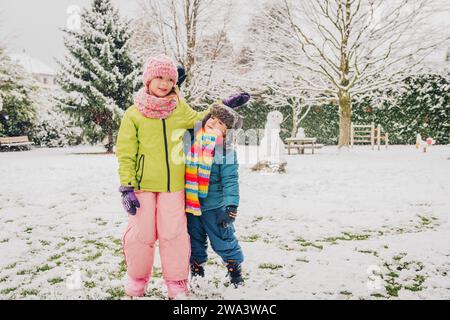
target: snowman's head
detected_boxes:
[266,111,283,128]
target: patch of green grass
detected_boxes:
[152,267,163,278]
[207,259,219,266]
[381,254,427,297]
[405,275,426,292]
[418,215,431,226]
[21,289,39,297]
[211,276,221,289]
[279,244,294,251]
[0,276,9,283]
[241,234,260,242]
[5,263,17,269]
[323,232,370,244]
[48,254,62,262]
[5,220,14,223]
[16,269,33,276]
[393,253,407,261]
[146,287,165,299]
[63,237,76,242]
[340,291,352,296]
[24,227,33,234]
[404,284,422,292]
[84,281,96,289]
[342,232,370,241]
[296,258,309,263]
[94,218,108,226]
[39,240,51,246]
[84,239,109,249]
[387,271,399,278]
[294,237,323,250]
[252,216,264,223]
[110,237,122,246]
[36,264,53,273]
[385,283,402,297]
[48,277,64,285]
[259,263,283,270]
[1,287,17,295]
[370,293,387,298]
[85,252,102,261]
[357,249,379,257]
[106,287,125,300]
[0,238,9,243]
[110,260,127,279]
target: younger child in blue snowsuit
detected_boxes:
[184,93,250,287]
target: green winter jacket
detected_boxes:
[116,99,210,193]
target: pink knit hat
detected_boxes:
[142,54,178,88]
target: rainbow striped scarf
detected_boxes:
[185,128,218,216]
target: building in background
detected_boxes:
[10,51,56,87]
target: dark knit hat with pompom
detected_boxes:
[202,93,250,130]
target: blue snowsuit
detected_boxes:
[184,130,244,265]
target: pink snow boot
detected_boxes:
[165,280,189,299]
[125,276,149,297]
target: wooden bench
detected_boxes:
[0,136,34,151]
[285,137,324,155]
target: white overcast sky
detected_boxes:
[0,0,256,69]
[0,0,448,71]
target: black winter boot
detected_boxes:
[190,261,205,278]
[226,260,244,288]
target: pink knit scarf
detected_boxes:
[134,87,178,119]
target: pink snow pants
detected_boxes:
[122,191,190,281]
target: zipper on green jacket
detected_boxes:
[136,154,145,190]
[162,119,171,192]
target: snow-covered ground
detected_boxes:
[0,145,449,300]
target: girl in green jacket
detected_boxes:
[115,54,209,299]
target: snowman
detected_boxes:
[253,111,287,173]
[296,127,306,138]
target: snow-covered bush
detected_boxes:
[31,88,83,147]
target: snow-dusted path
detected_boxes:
[0,145,449,300]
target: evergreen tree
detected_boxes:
[57,0,141,152]
[0,48,36,138]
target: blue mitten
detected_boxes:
[217,205,238,227]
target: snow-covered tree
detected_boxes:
[131,0,238,106]
[0,47,36,137]
[249,0,450,147]
[57,0,141,152]
[32,87,83,147]
[239,2,320,138]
